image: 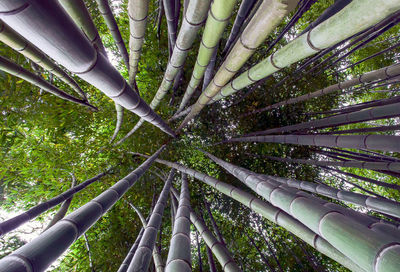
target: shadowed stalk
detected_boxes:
[0,145,165,272]
[110,104,124,143]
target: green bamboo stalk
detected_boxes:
[242,63,400,117]
[170,188,242,272]
[58,0,107,56]
[165,174,192,272]
[0,20,87,100]
[0,55,96,110]
[139,156,364,272]
[127,169,175,272]
[225,134,400,153]
[201,150,400,272]
[0,145,165,272]
[178,0,299,130]
[128,203,165,272]
[0,0,175,137]
[179,0,400,130]
[110,103,124,143]
[117,227,145,272]
[95,0,129,69]
[116,0,211,143]
[128,0,149,85]
[177,0,238,112]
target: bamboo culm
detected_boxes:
[0,0,175,137]
[0,19,87,100]
[110,104,124,143]
[171,188,242,272]
[127,169,175,272]
[201,150,400,272]
[117,227,145,272]
[0,169,109,237]
[165,174,192,272]
[133,154,365,271]
[180,0,400,129]
[0,145,165,272]
[95,0,129,69]
[0,55,96,110]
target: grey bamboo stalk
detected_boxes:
[127,169,175,272]
[202,47,218,93]
[170,194,176,231]
[169,105,192,122]
[0,169,110,237]
[177,0,238,112]
[116,0,211,143]
[203,197,226,245]
[258,171,400,218]
[201,150,400,272]
[244,232,275,271]
[165,174,192,272]
[205,244,217,272]
[242,63,400,117]
[0,20,87,100]
[110,103,124,143]
[251,101,400,135]
[42,174,77,232]
[178,0,299,130]
[179,0,400,129]
[224,134,400,153]
[58,0,107,56]
[0,55,96,110]
[128,203,165,272]
[196,231,204,272]
[0,0,175,137]
[163,0,178,56]
[262,155,400,174]
[117,227,145,272]
[0,145,165,272]
[170,188,242,272]
[128,0,149,85]
[95,0,129,69]
[84,233,96,272]
[133,155,364,271]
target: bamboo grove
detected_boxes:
[1,0,400,271]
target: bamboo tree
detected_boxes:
[201,150,400,272]
[0,145,165,272]
[223,0,258,53]
[165,174,192,272]
[128,203,165,272]
[170,188,242,272]
[110,103,124,143]
[0,20,87,100]
[203,197,226,245]
[163,0,178,56]
[179,0,299,130]
[144,156,363,271]
[58,0,107,56]
[117,227,145,272]
[242,63,400,117]
[128,0,149,85]
[0,55,96,110]
[0,169,110,237]
[127,169,175,272]
[177,0,239,112]
[224,134,400,153]
[95,0,129,69]
[244,232,276,271]
[116,0,211,143]
[205,243,217,272]
[84,233,96,272]
[42,174,77,232]
[0,0,175,137]
[195,231,204,272]
[179,0,400,129]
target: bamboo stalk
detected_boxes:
[179,0,299,130]
[0,170,109,237]
[225,134,400,153]
[0,0,175,137]
[0,55,96,110]
[179,0,400,129]
[118,0,211,141]
[171,188,242,272]
[177,0,238,112]
[0,145,165,272]
[127,169,174,272]
[201,150,400,272]
[95,0,129,69]
[117,227,145,272]
[128,0,149,85]
[165,174,192,272]
[110,103,124,143]
[0,20,87,100]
